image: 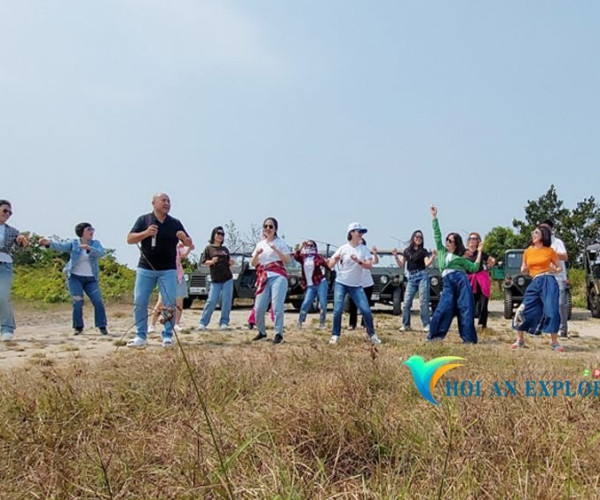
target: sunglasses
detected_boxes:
[215,231,225,236]
[305,243,315,248]
[414,235,423,239]
[468,236,479,241]
[446,238,455,243]
[263,224,275,229]
[2,209,12,215]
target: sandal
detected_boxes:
[511,340,525,350]
[551,342,565,352]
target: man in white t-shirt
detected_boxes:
[541,219,568,338]
[327,222,381,346]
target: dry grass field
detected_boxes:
[1,301,600,499]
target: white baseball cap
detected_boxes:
[347,222,367,234]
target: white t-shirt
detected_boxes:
[333,243,373,287]
[71,251,94,277]
[253,237,291,277]
[303,256,316,286]
[551,236,567,282]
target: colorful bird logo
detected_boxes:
[403,355,465,405]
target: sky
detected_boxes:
[2,1,599,267]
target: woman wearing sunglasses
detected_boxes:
[427,205,483,344]
[197,226,233,330]
[0,200,30,341]
[293,240,329,329]
[464,232,495,331]
[40,223,108,336]
[327,222,381,346]
[251,217,291,345]
[511,224,563,352]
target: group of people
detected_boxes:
[0,195,569,352]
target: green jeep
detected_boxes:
[584,243,600,318]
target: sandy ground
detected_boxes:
[2,300,600,372]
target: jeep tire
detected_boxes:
[504,290,513,319]
[392,287,402,316]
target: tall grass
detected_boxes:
[1,333,599,498]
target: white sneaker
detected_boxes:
[174,325,183,333]
[148,325,155,333]
[399,325,410,332]
[127,336,148,348]
[329,335,340,345]
[370,334,382,345]
[162,339,174,348]
[423,325,430,333]
[318,323,326,330]
[196,324,207,331]
[2,332,14,342]
[219,324,229,331]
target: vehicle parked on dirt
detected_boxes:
[185,252,331,310]
[584,242,600,318]
[499,248,572,319]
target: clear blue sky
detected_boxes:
[2,1,598,267]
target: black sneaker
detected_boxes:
[248,322,255,330]
[73,327,83,335]
[252,332,267,341]
[99,327,109,335]
[273,334,283,345]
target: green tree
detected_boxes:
[512,185,570,246]
[483,226,519,261]
[562,196,600,265]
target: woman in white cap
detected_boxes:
[327,222,381,345]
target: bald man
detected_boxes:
[127,193,193,348]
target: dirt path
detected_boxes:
[1,300,599,372]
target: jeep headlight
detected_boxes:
[206,275,212,284]
[380,275,389,285]
[184,274,189,282]
[516,276,526,287]
[289,276,298,286]
[431,277,439,287]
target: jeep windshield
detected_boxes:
[373,253,399,269]
[504,251,523,275]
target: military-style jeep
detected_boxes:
[584,243,600,318]
[500,248,572,319]
[185,252,329,310]
[184,253,256,309]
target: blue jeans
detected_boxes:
[255,275,288,336]
[428,272,477,343]
[298,279,328,325]
[0,262,15,334]
[200,278,233,327]
[68,274,107,329]
[402,270,430,328]
[517,275,560,334]
[332,282,375,337]
[134,268,177,340]
[556,278,568,335]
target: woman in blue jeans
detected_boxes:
[40,223,108,335]
[0,199,31,341]
[294,240,329,329]
[327,222,381,346]
[393,230,434,332]
[251,217,291,345]
[427,206,483,344]
[197,226,234,331]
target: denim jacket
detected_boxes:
[0,224,21,255]
[49,239,105,280]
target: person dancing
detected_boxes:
[427,205,482,344]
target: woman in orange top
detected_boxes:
[511,224,563,351]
